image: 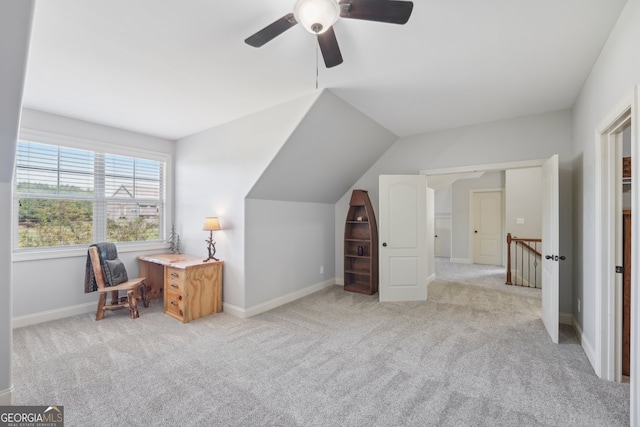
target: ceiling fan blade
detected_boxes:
[317,27,343,68]
[245,13,298,47]
[339,0,413,25]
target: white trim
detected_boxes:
[594,88,634,381]
[0,386,14,405]
[335,277,344,286]
[12,302,95,329]
[633,87,640,427]
[569,314,598,370]
[223,278,337,319]
[573,315,583,344]
[559,312,573,325]
[12,242,170,262]
[221,302,246,319]
[450,258,472,264]
[19,128,171,162]
[426,273,436,285]
[579,321,598,373]
[594,86,638,427]
[421,159,547,176]
[13,130,174,256]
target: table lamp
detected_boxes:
[203,217,221,262]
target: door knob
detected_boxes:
[474,230,478,233]
[382,242,387,247]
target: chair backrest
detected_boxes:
[89,246,108,290]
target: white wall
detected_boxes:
[572,0,639,331]
[12,110,175,320]
[245,199,335,308]
[505,168,542,238]
[571,0,640,382]
[434,186,453,215]
[451,171,505,263]
[0,183,13,403]
[335,109,573,313]
[247,90,397,203]
[0,0,34,404]
[175,92,319,309]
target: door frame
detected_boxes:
[594,88,639,422]
[422,158,558,342]
[469,188,505,266]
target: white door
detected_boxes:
[541,155,560,343]
[472,191,503,265]
[426,188,435,283]
[379,175,428,302]
[434,216,452,257]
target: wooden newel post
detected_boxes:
[505,233,513,285]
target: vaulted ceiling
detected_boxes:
[23,0,627,140]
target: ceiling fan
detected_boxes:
[245,0,414,68]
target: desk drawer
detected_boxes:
[165,289,185,321]
[166,267,186,284]
[166,279,185,294]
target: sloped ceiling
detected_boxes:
[22,0,628,140]
[247,89,397,203]
[0,1,34,182]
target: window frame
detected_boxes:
[12,129,172,262]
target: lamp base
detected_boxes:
[204,232,218,262]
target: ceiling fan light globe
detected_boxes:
[294,0,339,34]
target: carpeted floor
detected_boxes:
[12,259,630,426]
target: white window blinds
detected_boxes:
[15,140,166,249]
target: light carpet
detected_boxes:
[12,259,629,426]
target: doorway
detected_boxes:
[423,156,560,344]
[593,89,638,427]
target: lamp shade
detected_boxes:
[294,0,340,34]
[203,217,221,231]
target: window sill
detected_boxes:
[12,242,171,262]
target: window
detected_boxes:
[15,140,166,250]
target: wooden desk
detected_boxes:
[138,254,223,323]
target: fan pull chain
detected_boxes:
[315,41,319,90]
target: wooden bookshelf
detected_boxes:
[344,189,378,295]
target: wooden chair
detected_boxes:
[88,246,150,320]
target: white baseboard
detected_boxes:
[426,273,436,285]
[450,258,472,264]
[13,302,95,329]
[335,277,344,286]
[0,386,14,405]
[221,302,246,319]
[576,320,598,372]
[223,278,337,319]
[559,312,573,325]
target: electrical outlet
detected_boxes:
[320,265,324,274]
[578,298,581,313]
[516,218,525,224]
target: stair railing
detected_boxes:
[506,233,542,288]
